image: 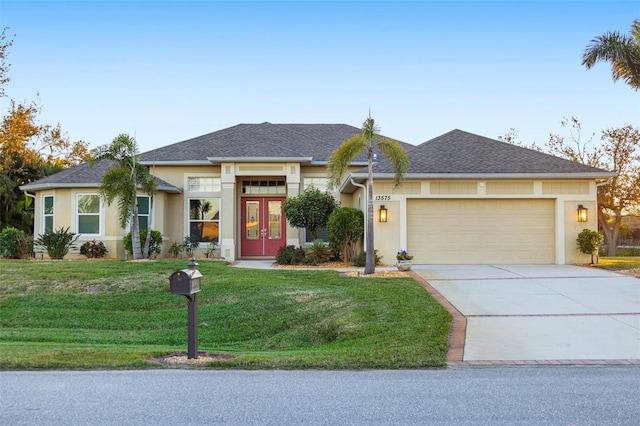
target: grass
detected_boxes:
[0,260,452,369]
[592,256,640,270]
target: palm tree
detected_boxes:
[582,19,640,90]
[92,134,157,260]
[328,114,409,274]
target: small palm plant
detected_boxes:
[34,227,80,260]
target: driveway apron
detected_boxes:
[413,265,640,363]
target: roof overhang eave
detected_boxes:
[340,171,619,193]
[140,160,213,166]
[19,182,182,194]
[19,182,100,191]
[156,185,183,194]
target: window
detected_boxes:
[303,177,329,192]
[189,198,220,243]
[137,196,150,230]
[188,177,220,192]
[305,227,329,244]
[43,195,54,233]
[77,194,101,234]
[242,180,286,194]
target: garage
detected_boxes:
[407,199,555,264]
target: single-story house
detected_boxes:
[20,123,616,264]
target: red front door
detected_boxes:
[241,197,285,257]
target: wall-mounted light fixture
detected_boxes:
[577,205,588,222]
[379,205,388,223]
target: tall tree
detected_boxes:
[0,29,91,233]
[328,114,408,274]
[93,134,157,259]
[582,19,640,90]
[548,118,640,256]
[0,28,14,98]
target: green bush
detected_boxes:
[183,235,200,257]
[276,245,305,265]
[204,242,218,258]
[283,187,339,241]
[34,227,80,260]
[167,241,183,258]
[123,230,163,258]
[328,208,364,263]
[353,250,382,267]
[301,256,319,266]
[0,227,31,259]
[79,240,108,258]
[577,229,604,264]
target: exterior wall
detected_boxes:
[565,200,597,264]
[371,178,600,265]
[29,165,601,265]
[33,188,127,260]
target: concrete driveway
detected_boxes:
[412,265,640,363]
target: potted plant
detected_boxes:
[396,249,413,271]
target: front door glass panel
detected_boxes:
[246,201,259,240]
[268,201,282,240]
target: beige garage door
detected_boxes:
[407,199,555,264]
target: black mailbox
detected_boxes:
[169,268,202,295]
[169,258,202,359]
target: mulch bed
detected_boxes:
[149,352,236,368]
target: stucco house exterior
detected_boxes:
[20,123,615,264]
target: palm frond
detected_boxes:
[361,114,380,143]
[582,20,640,90]
[99,167,136,228]
[378,138,409,187]
[134,163,157,195]
[327,135,367,189]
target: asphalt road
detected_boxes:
[2,367,639,425]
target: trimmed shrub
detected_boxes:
[80,240,108,258]
[0,227,31,259]
[34,227,80,260]
[276,245,305,265]
[353,250,382,267]
[577,229,604,264]
[328,208,364,263]
[123,230,163,258]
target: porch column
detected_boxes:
[220,163,236,261]
[555,198,565,265]
[286,163,301,247]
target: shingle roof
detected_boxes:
[367,129,614,176]
[19,160,180,193]
[21,126,615,192]
[139,122,412,164]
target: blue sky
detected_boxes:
[1,0,638,153]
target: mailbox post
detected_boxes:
[169,258,202,359]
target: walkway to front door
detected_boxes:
[241,197,285,257]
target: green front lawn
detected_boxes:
[592,256,640,270]
[0,260,451,369]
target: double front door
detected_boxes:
[241,197,285,257]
